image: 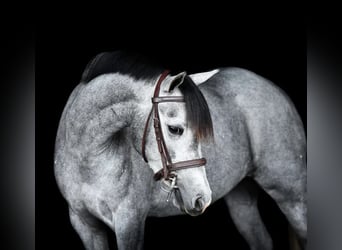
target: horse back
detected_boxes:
[200,67,306,174]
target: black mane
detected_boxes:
[81,51,163,83]
[81,51,214,141]
[180,76,214,141]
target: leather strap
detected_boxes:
[154,158,207,181]
[152,96,185,103]
[141,108,153,163]
[170,158,207,171]
[141,70,170,163]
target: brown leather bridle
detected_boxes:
[141,70,207,181]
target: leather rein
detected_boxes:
[141,70,207,181]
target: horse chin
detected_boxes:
[172,199,202,216]
[184,208,203,217]
[172,195,189,215]
[172,196,181,210]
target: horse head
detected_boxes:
[142,71,213,216]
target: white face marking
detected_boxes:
[189,69,219,85]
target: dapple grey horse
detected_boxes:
[54,52,306,250]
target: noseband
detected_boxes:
[141,70,207,181]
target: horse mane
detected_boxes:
[81,51,213,141]
[81,51,163,83]
[179,76,214,141]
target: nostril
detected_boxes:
[193,195,204,211]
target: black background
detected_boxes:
[36,11,305,250]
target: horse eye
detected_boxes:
[168,125,184,136]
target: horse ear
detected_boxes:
[189,69,219,86]
[164,72,187,92]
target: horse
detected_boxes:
[54,51,307,250]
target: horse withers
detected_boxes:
[54,51,306,250]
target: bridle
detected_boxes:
[141,70,207,182]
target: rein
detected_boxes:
[141,70,207,181]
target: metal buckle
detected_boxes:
[160,172,178,202]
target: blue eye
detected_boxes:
[168,125,184,135]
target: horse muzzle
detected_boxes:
[184,194,212,216]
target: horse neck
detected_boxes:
[75,74,154,121]
[94,73,154,109]
[126,76,157,154]
[88,73,156,155]
[88,74,141,108]
[107,75,156,183]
